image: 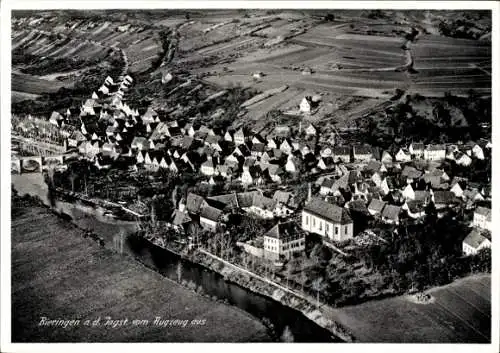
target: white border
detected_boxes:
[1,1,499,353]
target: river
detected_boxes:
[11,173,340,342]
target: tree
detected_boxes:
[68,171,77,192]
[176,261,183,283]
[311,277,326,308]
[281,325,294,342]
[310,243,332,267]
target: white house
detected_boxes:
[402,184,415,200]
[263,222,305,261]
[299,96,313,113]
[463,229,491,256]
[302,198,353,242]
[409,143,424,159]
[395,148,412,162]
[450,182,464,198]
[424,144,446,161]
[473,206,491,231]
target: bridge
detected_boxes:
[12,135,67,156]
[12,154,75,174]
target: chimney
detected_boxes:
[307,182,312,202]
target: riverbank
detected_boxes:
[184,248,354,342]
[11,202,272,342]
[11,174,349,341]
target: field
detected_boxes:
[11,9,491,130]
[11,204,271,342]
[327,275,491,343]
[409,34,491,96]
[12,71,73,95]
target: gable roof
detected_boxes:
[172,210,192,225]
[185,193,207,214]
[200,205,223,222]
[265,222,303,241]
[368,199,386,212]
[463,229,490,249]
[303,198,352,224]
[382,205,401,220]
[475,206,491,220]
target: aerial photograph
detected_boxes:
[8,6,493,346]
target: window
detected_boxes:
[312,218,316,227]
[305,215,309,225]
[345,226,348,234]
[325,223,329,233]
[335,226,338,235]
[319,221,322,231]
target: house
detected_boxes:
[454,151,473,166]
[368,199,386,216]
[402,200,426,219]
[302,198,353,242]
[371,172,383,188]
[470,143,485,160]
[409,143,424,158]
[183,193,208,214]
[233,128,246,146]
[142,107,159,125]
[267,137,278,150]
[473,206,491,231]
[381,205,401,224]
[263,222,306,260]
[266,164,284,184]
[381,151,393,164]
[244,194,277,219]
[317,157,335,171]
[402,184,415,200]
[183,123,195,137]
[199,205,223,232]
[332,146,351,163]
[364,160,386,175]
[280,139,293,155]
[401,166,423,184]
[171,210,192,232]
[201,157,216,176]
[299,96,313,113]
[380,176,398,196]
[224,130,233,142]
[49,111,64,126]
[285,156,302,174]
[353,145,373,162]
[424,144,446,161]
[320,178,335,196]
[131,137,149,151]
[241,167,261,186]
[251,143,266,157]
[462,229,491,256]
[272,191,297,217]
[431,190,459,210]
[305,123,317,136]
[450,180,465,198]
[395,148,412,162]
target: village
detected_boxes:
[11,71,492,306]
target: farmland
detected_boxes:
[327,274,491,343]
[11,9,491,130]
[11,202,271,342]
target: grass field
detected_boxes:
[327,275,491,343]
[11,205,271,342]
[12,72,72,95]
